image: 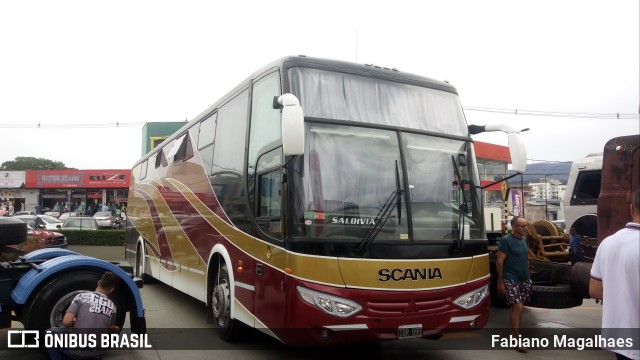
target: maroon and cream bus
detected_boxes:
[125,56,526,345]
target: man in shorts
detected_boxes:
[496,216,532,353]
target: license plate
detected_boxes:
[398,324,422,339]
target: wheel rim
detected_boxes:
[49,290,85,327]
[212,280,230,327]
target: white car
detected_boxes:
[14,214,63,230]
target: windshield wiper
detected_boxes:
[354,161,404,255]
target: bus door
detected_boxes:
[251,149,286,337]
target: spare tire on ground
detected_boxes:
[527,283,583,309]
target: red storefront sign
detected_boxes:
[84,170,130,188]
[25,170,131,189]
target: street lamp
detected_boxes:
[544,174,551,220]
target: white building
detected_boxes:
[528,178,564,200]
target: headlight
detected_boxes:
[453,285,488,309]
[296,286,362,318]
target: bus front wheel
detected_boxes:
[211,265,237,341]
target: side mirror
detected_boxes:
[275,94,305,156]
[469,123,528,174]
[508,133,527,174]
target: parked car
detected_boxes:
[59,211,83,222]
[13,211,36,216]
[26,224,68,248]
[14,214,63,230]
[44,211,61,218]
[61,217,99,230]
[93,211,115,229]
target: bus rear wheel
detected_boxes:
[211,266,237,341]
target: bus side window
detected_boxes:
[140,160,148,180]
[571,170,601,205]
[248,71,281,178]
[174,133,194,162]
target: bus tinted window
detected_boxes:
[174,133,193,162]
[198,113,217,150]
[249,72,281,175]
[212,90,249,177]
[571,170,601,205]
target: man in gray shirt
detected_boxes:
[47,271,120,359]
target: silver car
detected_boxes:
[62,217,99,230]
[93,211,114,229]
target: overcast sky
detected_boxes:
[1,0,638,170]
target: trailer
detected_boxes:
[527,135,639,308]
[0,217,146,333]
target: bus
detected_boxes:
[563,153,602,236]
[125,56,526,345]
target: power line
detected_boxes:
[463,106,639,119]
[0,122,150,129]
[0,105,637,129]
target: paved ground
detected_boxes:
[1,246,614,360]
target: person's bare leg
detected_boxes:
[510,303,527,352]
[510,302,524,335]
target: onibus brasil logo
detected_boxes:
[7,330,151,349]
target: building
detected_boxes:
[0,169,130,214]
[474,141,523,214]
[1,122,190,215]
[528,178,566,200]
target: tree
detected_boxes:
[0,157,73,170]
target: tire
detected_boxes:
[0,217,27,245]
[527,283,583,309]
[23,271,126,330]
[210,265,237,341]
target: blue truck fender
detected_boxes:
[21,247,80,261]
[11,254,145,318]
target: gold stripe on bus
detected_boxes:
[168,178,343,285]
[166,178,489,288]
[129,188,159,250]
[166,178,289,269]
[133,181,206,271]
[467,253,490,282]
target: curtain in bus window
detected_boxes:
[289,67,467,136]
[303,126,400,211]
[289,68,349,121]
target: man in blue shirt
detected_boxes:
[569,226,594,263]
[496,216,532,352]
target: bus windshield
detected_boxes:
[292,122,483,243]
